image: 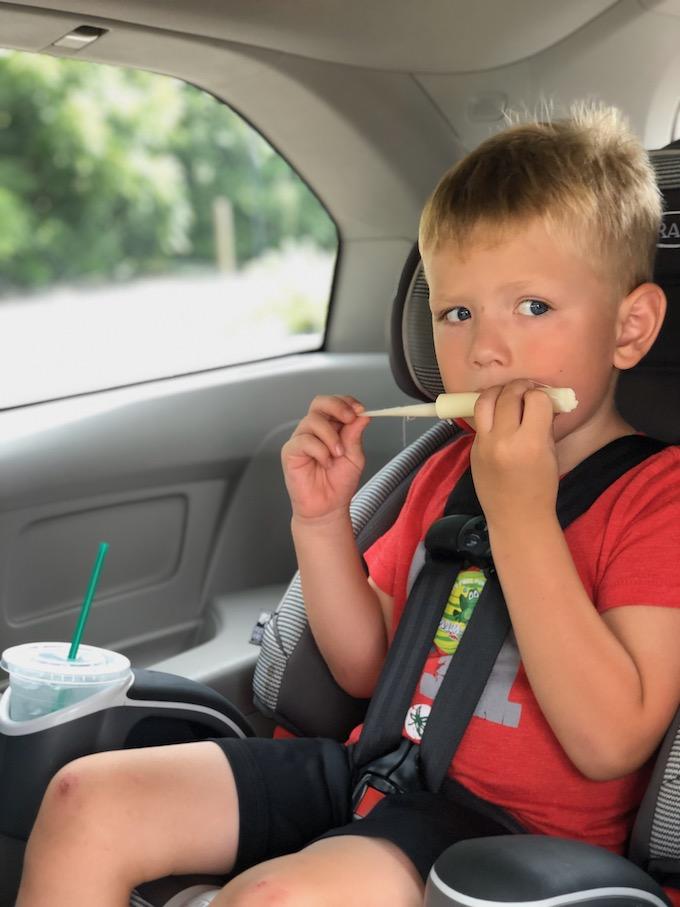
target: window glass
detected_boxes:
[0,50,338,407]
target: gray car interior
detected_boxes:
[1,0,680,717]
[2,1,680,905]
[1,144,679,907]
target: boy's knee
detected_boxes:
[30,752,135,857]
[24,751,164,886]
[20,752,167,896]
[38,754,110,824]
[23,755,116,875]
[217,859,321,907]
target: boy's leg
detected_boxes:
[16,741,239,907]
[212,836,425,906]
[208,786,521,906]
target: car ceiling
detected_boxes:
[0,0,625,72]
[1,0,680,250]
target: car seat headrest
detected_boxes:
[389,244,444,403]
[389,143,680,442]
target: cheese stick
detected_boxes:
[363,387,577,418]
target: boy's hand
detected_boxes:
[282,395,370,524]
[470,379,559,526]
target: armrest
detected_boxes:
[425,835,671,907]
[0,668,255,841]
[128,668,256,739]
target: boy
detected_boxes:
[16,101,680,907]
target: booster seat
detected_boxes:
[2,143,680,907]
[249,139,680,907]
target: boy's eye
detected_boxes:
[444,306,472,323]
[517,299,550,317]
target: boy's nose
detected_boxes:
[467,318,511,369]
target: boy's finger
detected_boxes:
[337,395,366,416]
[521,388,555,434]
[295,413,345,457]
[309,395,363,424]
[472,385,503,434]
[491,380,535,435]
[341,411,370,451]
[284,434,334,470]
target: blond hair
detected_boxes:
[418,100,663,298]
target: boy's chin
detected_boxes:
[454,417,475,432]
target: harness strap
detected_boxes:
[351,557,463,768]
[353,434,668,800]
[351,468,480,769]
[420,570,508,792]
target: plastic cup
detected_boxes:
[0,642,131,721]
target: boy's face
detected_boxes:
[423,218,623,442]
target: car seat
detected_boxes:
[136,138,680,907]
[2,143,680,907]
[246,140,680,907]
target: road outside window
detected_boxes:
[0,51,338,407]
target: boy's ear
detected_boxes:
[613,282,667,370]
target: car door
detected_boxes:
[0,42,431,734]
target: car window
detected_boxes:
[0,50,338,408]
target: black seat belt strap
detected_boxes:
[420,572,508,791]
[352,470,481,769]
[551,434,667,526]
[420,433,669,793]
[350,559,462,768]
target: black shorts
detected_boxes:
[212,736,524,882]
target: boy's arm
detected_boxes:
[473,381,680,781]
[291,513,390,698]
[282,395,393,700]
[488,514,680,780]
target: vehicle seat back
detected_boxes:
[624,143,680,883]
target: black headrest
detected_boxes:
[390,145,680,442]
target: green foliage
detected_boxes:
[0,50,337,294]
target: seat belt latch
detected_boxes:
[351,739,423,820]
[424,513,493,569]
[352,783,387,819]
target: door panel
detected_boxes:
[2,480,225,661]
[0,351,418,718]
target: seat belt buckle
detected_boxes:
[424,513,493,571]
[352,778,389,819]
[351,739,423,820]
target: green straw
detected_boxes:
[68,542,109,660]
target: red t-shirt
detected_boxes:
[349,432,680,855]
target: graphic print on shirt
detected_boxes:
[473,631,522,728]
[434,568,484,654]
[404,702,431,740]
[403,546,523,739]
[403,566,485,741]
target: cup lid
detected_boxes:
[0,642,131,686]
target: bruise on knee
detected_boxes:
[219,873,301,906]
[40,764,94,823]
[247,878,295,903]
[25,769,89,860]
[253,879,291,902]
[55,770,79,798]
